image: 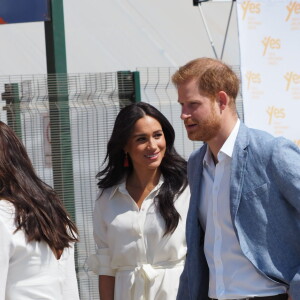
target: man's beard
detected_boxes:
[187,110,221,142]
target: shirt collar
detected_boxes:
[203,146,214,167]
[220,119,240,158]
[108,175,164,200]
[203,119,240,166]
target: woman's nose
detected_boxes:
[147,138,156,149]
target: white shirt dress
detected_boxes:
[88,178,190,300]
[0,200,80,300]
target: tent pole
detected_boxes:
[197,4,218,59]
[221,0,235,60]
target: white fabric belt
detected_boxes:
[116,258,185,300]
[209,295,286,300]
[210,298,252,300]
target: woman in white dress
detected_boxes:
[0,121,80,300]
[89,102,190,300]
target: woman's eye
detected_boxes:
[154,133,163,138]
[136,137,146,142]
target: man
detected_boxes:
[172,57,300,300]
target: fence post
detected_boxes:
[44,0,78,274]
[133,71,141,103]
[117,71,141,108]
[1,83,22,138]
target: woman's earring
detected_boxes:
[123,153,129,167]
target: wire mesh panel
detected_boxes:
[0,66,243,300]
[68,73,121,298]
[0,73,121,300]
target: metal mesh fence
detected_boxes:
[0,66,243,299]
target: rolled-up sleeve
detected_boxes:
[88,193,116,276]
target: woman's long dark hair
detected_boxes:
[97,102,188,235]
[0,121,78,252]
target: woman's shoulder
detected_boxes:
[0,199,15,219]
[96,179,126,202]
[174,184,191,203]
[174,185,190,218]
[94,184,120,213]
[180,184,191,198]
[96,185,118,201]
[0,199,16,232]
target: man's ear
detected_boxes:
[217,91,229,111]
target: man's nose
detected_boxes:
[180,108,191,120]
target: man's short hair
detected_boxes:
[172,57,240,106]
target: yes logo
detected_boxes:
[241,1,261,20]
[286,1,300,21]
[266,106,286,124]
[294,140,300,147]
[246,71,261,89]
[284,72,300,90]
[262,37,280,56]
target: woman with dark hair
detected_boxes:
[88,102,190,300]
[0,121,80,300]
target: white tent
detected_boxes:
[0,0,239,75]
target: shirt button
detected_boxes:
[136,229,142,237]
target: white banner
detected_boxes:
[237,0,300,147]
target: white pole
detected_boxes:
[197,4,218,59]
